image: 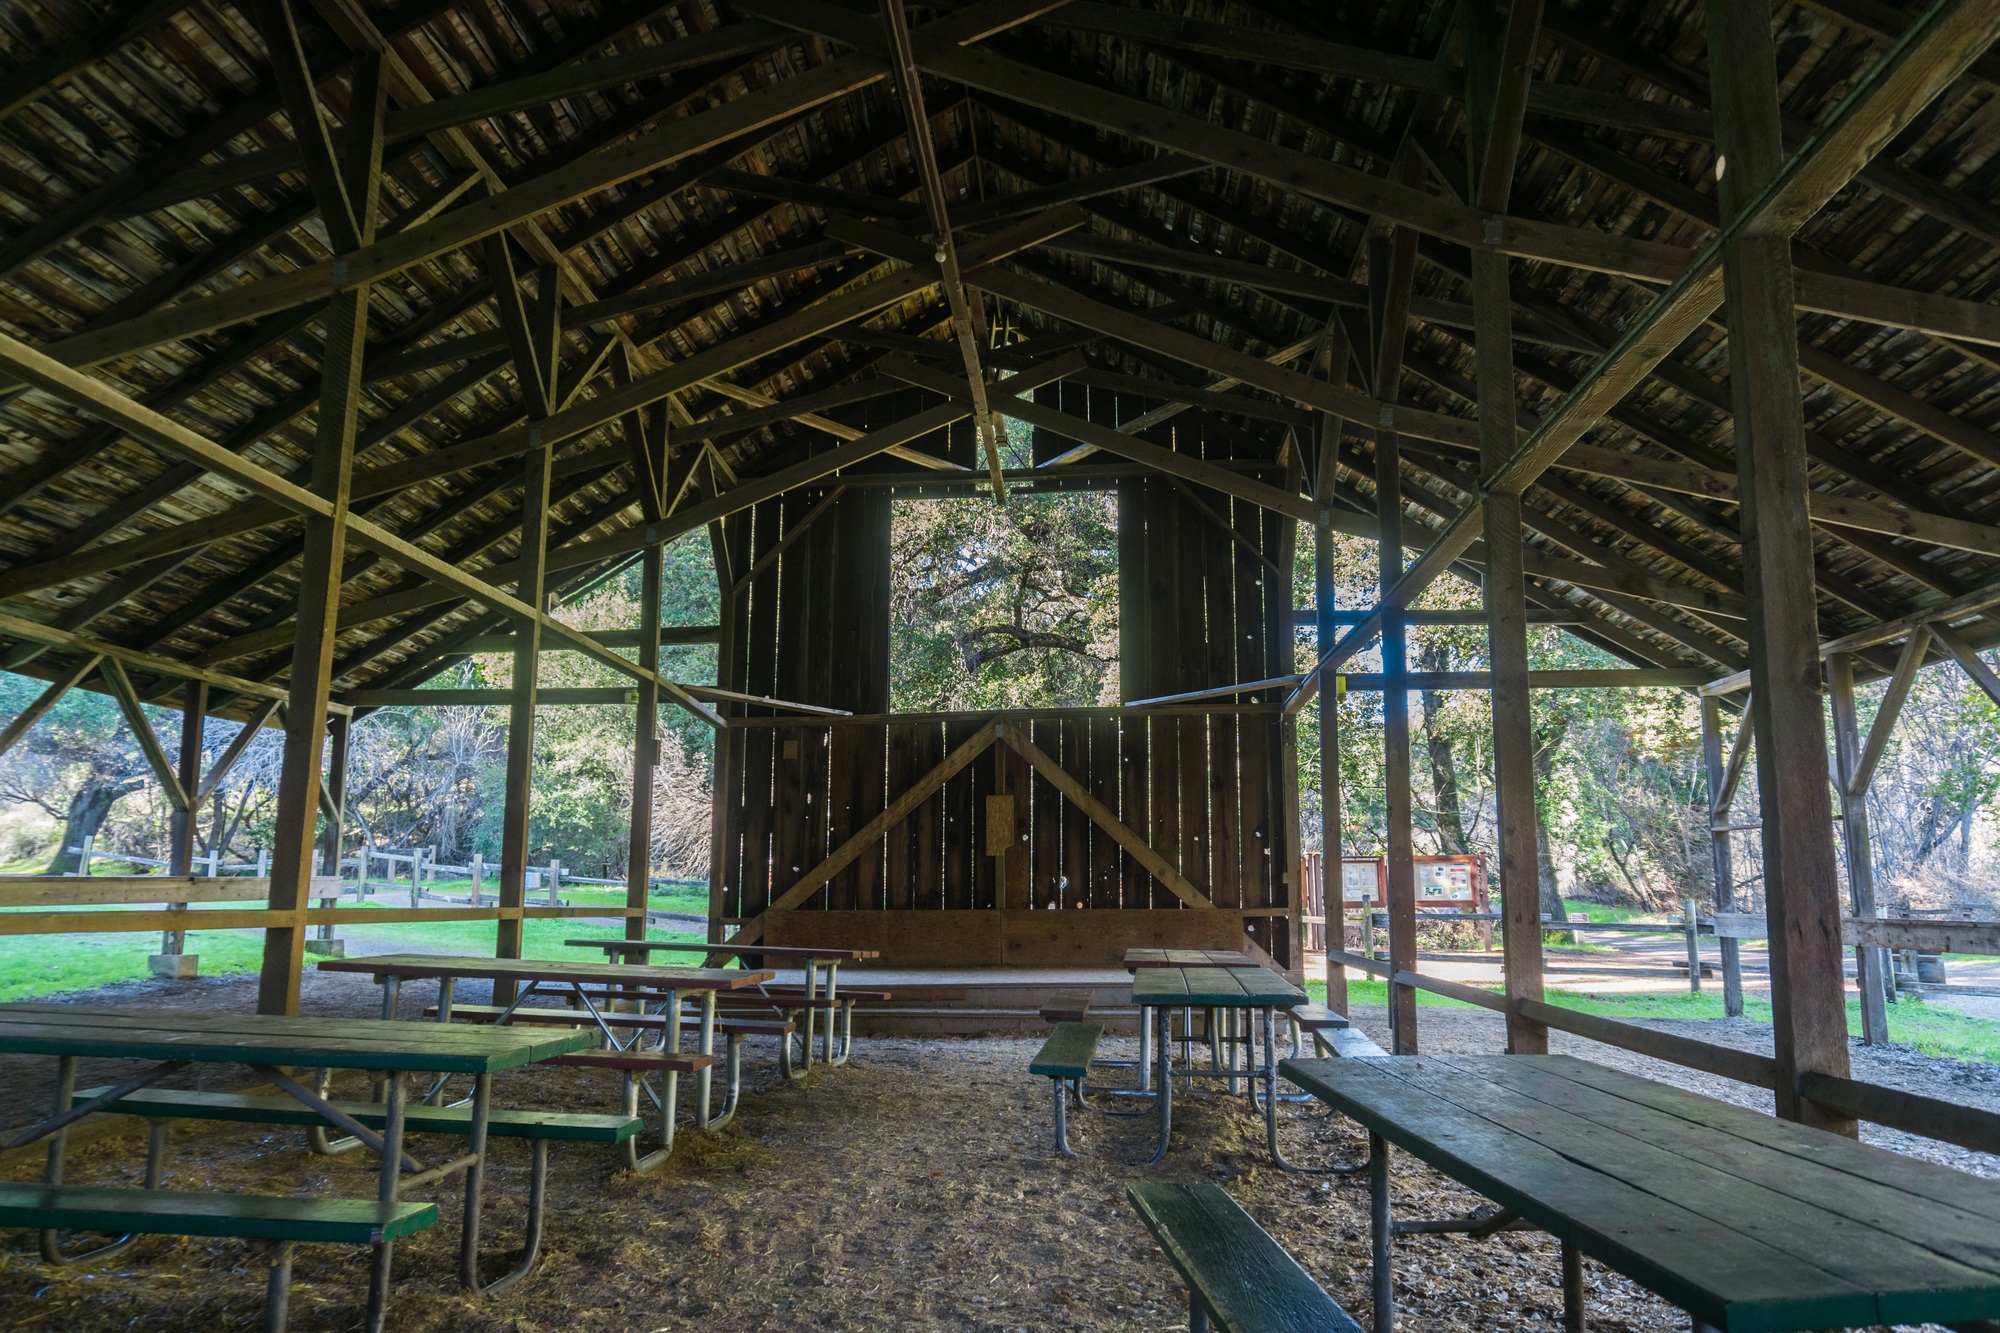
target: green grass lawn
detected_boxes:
[0,895,710,1002]
[1306,975,2000,1064]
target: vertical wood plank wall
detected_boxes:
[709,393,1298,968]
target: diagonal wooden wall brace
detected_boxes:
[101,659,189,812]
[730,722,1000,945]
[996,726,1214,911]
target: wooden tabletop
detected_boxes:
[316,953,774,991]
[1130,966,1307,1008]
[563,939,880,962]
[1124,948,1261,970]
[0,1003,591,1073]
[1279,1053,2000,1331]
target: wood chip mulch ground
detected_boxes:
[2,974,1989,1331]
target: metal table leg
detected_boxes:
[801,960,818,1073]
[458,1072,491,1288]
[460,1070,545,1293]
[1135,1004,1151,1094]
[1148,1003,1174,1165]
[1370,1131,1392,1333]
[365,1071,407,1333]
[1562,1241,1584,1333]
[696,990,716,1129]
[37,1055,141,1265]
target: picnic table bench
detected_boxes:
[0,1184,436,1332]
[1028,1021,1105,1157]
[564,938,877,1069]
[1129,1181,1364,1332]
[0,1002,593,1330]
[1038,989,1095,1023]
[1280,1053,2000,1332]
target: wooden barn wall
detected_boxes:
[709,387,1299,968]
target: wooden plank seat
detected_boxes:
[72,1082,636,1298]
[1040,989,1095,1023]
[0,1181,437,1332]
[1029,1021,1104,1158]
[547,1049,715,1172]
[1317,1029,1389,1059]
[1128,1181,1364,1332]
[73,1085,641,1143]
[425,1002,797,1104]
[1285,1003,1381,1061]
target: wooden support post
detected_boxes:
[627,544,662,941]
[1700,695,1746,1017]
[1829,648,1910,1045]
[1314,411,1348,1013]
[486,228,563,995]
[706,520,740,944]
[1369,224,1420,1054]
[157,681,205,971]
[256,29,383,1015]
[307,713,349,958]
[1467,0,1549,1053]
[1710,0,1853,1131]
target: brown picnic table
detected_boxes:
[563,939,879,1068]
[316,954,772,1133]
[1281,1053,2000,1333]
[0,1001,594,1329]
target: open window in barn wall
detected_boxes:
[888,418,1119,712]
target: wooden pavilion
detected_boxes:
[1,0,2000,1149]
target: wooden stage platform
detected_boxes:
[801,967,1141,1037]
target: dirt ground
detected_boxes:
[3,970,1997,1331]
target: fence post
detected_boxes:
[469,852,483,907]
[355,844,368,895]
[256,847,269,879]
[77,834,95,876]
[1684,898,1702,994]
[410,848,421,909]
[425,844,436,884]
[548,859,561,907]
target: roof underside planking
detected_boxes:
[0,0,1999,722]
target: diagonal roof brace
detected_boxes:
[880,0,1007,499]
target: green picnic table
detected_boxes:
[0,1002,592,1330]
[316,953,773,1132]
[1123,947,1265,969]
[1280,1052,2000,1332]
[563,939,878,1068]
[1130,965,1309,1166]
